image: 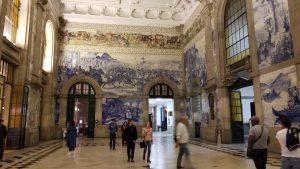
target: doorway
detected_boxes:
[67,82,95,138]
[229,78,255,143]
[149,98,174,134]
[148,83,175,134]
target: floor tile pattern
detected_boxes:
[189,139,281,167]
[0,133,281,169]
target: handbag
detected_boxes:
[247,126,264,158]
[140,140,145,148]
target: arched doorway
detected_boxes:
[67,82,95,138]
[148,83,174,133]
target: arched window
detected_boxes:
[68,82,95,96]
[3,0,20,43]
[42,20,54,72]
[224,0,249,65]
[149,83,173,98]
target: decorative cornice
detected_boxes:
[183,0,206,33]
[65,22,182,35]
[60,45,183,55]
[183,3,212,45]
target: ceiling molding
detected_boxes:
[61,0,201,27]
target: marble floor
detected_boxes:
[0,132,280,169]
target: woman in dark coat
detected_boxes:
[66,120,77,155]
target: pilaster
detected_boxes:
[288,0,300,90]
[216,86,231,143]
[0,0,8,60]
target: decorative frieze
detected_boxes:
[65,22,182,35]
[61,45,183,55]
[183,0,217,45]
[61,30,182,50]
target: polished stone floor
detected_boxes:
[0,132,280,169]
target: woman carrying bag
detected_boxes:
[142,122,153,163]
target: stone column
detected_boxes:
[217,86,231,143]
[94,95,102,137]
[60,94,68,128]
[289,0,300,88]
[252,76,263,120]
[31,1,46,82]
[40,89,55,140]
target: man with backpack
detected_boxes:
[276,118,300,169]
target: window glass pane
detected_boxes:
[245,37,249,49]
[238,17,243,29]
[237,0,241,10]
[232,23,236,33]
[242,6,246,13]
[243,14,247,26]
[225,0,248,64]
[227,49,230,58]
[244,25,248,37]
[234,44,237,56]
[233,1,237,13]
[3,0,19,43]
[232,34,236,44]
[236,30,240,40]
[246,48,250,55]
[241,39,245,51]
[226,38,229,48]
[225,27,229,37]
[240,27,244,38]
[230,47,233,57]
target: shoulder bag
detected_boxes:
[247,126,264,158]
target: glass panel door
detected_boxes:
[230,91,244,143]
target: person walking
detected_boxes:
[121,121,127,147]
[176,115,190,169]
[0,119,7,161]
[124,119,137,162]
[142,121,153,163]
[109,119,118,150]
[276,118,300,169]
[247,116,270,169]
[66,120,77,155]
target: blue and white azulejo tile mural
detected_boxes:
[57,51,182,95]
[184,30,207,94]
[253,0,294,69]
[260,66,300,126]
[102,98,143,125]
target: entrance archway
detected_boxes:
[229,77,254,143]
[148,83,174,133]
[67,82,95,138]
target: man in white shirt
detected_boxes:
[276,118,300,169]
[176,115,189,169]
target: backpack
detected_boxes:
[286,127,299,151]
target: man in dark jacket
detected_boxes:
[0,119,7,161]
[124,119,137,162]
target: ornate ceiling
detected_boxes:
[61,0,201,27]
